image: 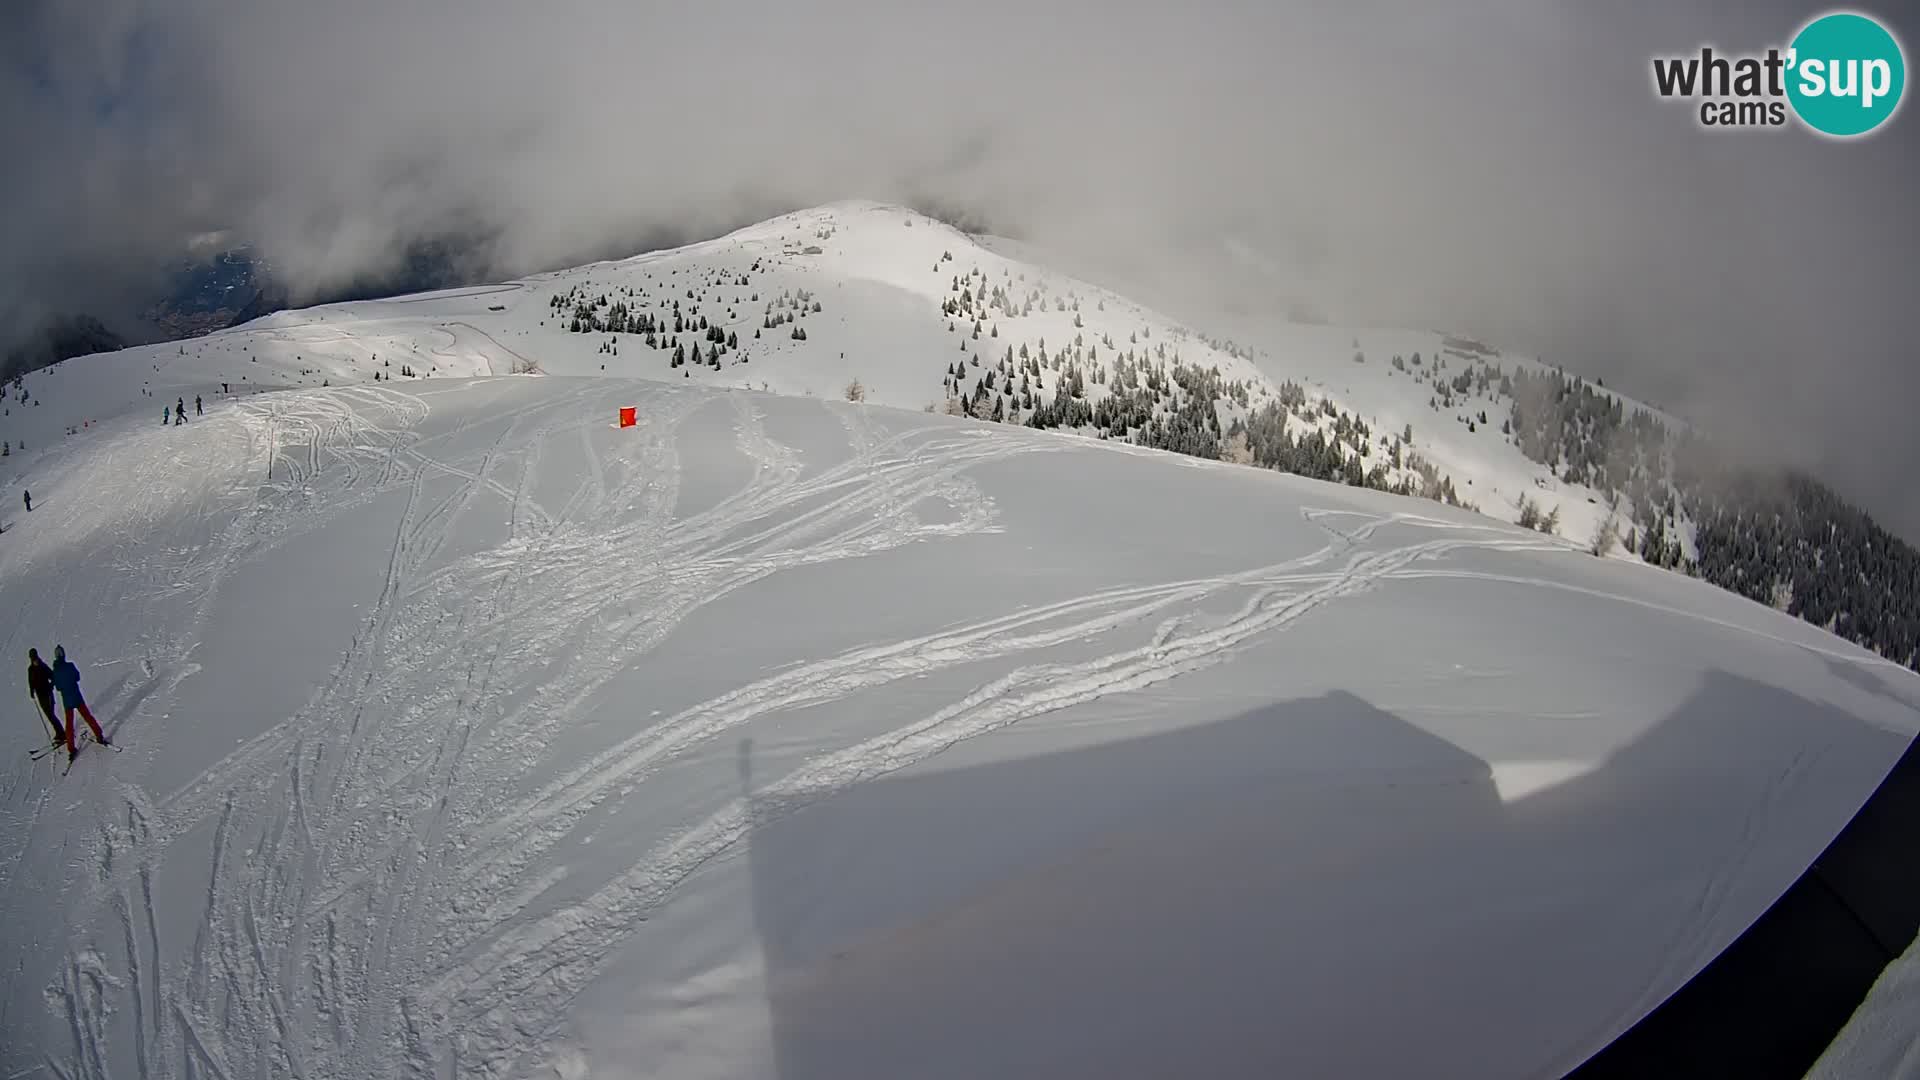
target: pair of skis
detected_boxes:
[29,730,119,774]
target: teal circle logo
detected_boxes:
[1787,12,1906,137]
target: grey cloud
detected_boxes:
[4,0,1916,536]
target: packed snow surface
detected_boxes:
[1,373,1915,1080]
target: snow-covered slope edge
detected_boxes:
[1,376,1915,1079]
[1812,927,1920,1080]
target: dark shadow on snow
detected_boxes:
[1820,651,1920,713]
[741,672,1911,1080]
[1568,724,1920,1079]
[99,671,166,741]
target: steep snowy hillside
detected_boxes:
[1,376,1915,1079]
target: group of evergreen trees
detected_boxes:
[1497,362,1919,671]
[1232,404,1380,490]
[1685,465,1919,668]
[935,290,1469,508]
[924,239,1474,505]
[545,268,825,373]
[1514,493,1563,535]
[932,261,1150,330]
[764,289,819,343]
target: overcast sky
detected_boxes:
[4,0,1917,537]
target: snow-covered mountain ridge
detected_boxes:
[0,200,1654,536]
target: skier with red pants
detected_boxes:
[49,645,106,758]
[26,648,61,745]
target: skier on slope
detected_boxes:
[26,648,61,746]
[22,489,30,513]
[49,645,107,758]
[195,395,203,416]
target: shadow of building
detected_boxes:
[742,671,1912,1079]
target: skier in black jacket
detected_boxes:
[27,648,61,745]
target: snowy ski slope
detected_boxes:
[0,372,1916,1079]
[1,202,1916,1076]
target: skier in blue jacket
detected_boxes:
[50,645,107,758]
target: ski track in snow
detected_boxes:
[7,379,1862,1079]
